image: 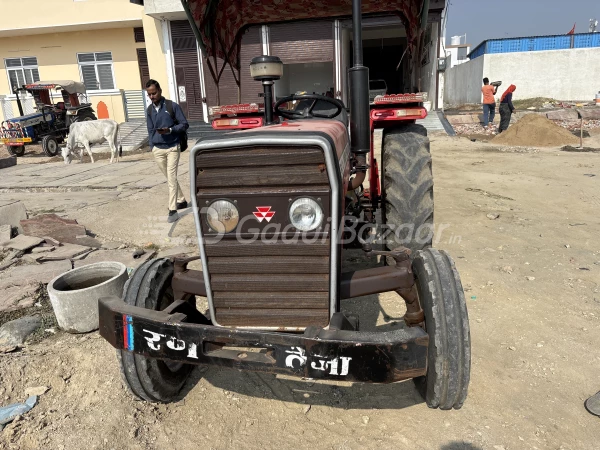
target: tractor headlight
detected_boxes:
[206,200,239,233]
[289,198,323,231]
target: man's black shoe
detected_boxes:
[167,210,179,223]
[176,200,188,210]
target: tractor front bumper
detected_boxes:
[99,297,428,383]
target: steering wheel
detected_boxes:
[274,94,344,120]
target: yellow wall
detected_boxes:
[0,27,145,123]
[0,0,143,32]
[142,14,172,100]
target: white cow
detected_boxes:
[61,119,121,164]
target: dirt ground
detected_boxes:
[1,132,600,450]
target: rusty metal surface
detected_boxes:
[208,255,329,274]
[172,269,207,298]
[340,266,413,299]
[204,239,330,256]
[198,146,325,167]
[196,164,328,188]
[216,308,330,327]
[99,296,428,383]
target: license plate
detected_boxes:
[1,137,32,145]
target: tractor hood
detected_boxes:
[24,80,87,95]
[182,0,426,69]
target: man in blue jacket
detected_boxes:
[146,79,189,223]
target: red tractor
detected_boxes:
[99,0,470,410]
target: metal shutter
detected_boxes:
[269,21,334,64]
[239,27,262,104]
[170,20,204,121]
[204,26,262,107]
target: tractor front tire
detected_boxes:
[6,145,24,157]
[117,258,194,403]
[382,124,434,254]
[412,248,471,410]
[41,135,59,157]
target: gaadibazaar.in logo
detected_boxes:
[253,206,275,223]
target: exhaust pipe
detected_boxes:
[349,0,370,156]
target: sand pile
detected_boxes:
[492,114,579,147]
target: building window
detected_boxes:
[77,52,115,91]
[4,57,40,92]
[457,47,468,61]
[134,27,145,43]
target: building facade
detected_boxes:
[0,0,147,123]
[444,32,600,107]
[138,0,447,121]
[0,0,448,124]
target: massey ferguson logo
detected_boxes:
[253,206,275,223]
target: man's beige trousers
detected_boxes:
[152,144,186,211]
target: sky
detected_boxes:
[445,0,600,48]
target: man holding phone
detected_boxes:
[145,79,189,223]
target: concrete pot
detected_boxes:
[47,261,128,333]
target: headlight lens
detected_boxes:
[289,198,323,231]
[206,200,239,233]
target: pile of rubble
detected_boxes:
[0,201,194,318]
[453,117,600,138]
[555,119,600,132]
[453,124,499,136]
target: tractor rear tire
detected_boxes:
[42,135,59,157]
[412,248,471,410]
[77,110,97,122]
[382,124,434,254]
[6,145,24,157]
[117,258,193,403]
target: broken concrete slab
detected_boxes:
[0,224,11,243]
[0,156,16,170]
[31,246,55,254]
[0,201,27,234]
[546,109,579,121]
[43,237,60,246]
[0,281,38,313]
[100,241,124,250]
[0,235,44,251]
[157,246,195,259]
[0,316,41,347]
[445,114,481,125]
[37,243,91,262]
[20,214,101,248]
[1,260,72,285]
[577,109,600,120]
[0,250,24,271]
[74,248,156,269]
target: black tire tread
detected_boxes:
[41,135,59,157]
[118,258,192,403]
[6,145,25,157]
[412,248,471,410]
[382,126,434,254]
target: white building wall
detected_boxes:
[420,23,440,107]
[483,47,600,102]
[445,47,600,107]
[443,53,485,106]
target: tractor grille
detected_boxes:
[195,145,332,328]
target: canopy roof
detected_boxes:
[24,80,87,95]
[184,0,426,70]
